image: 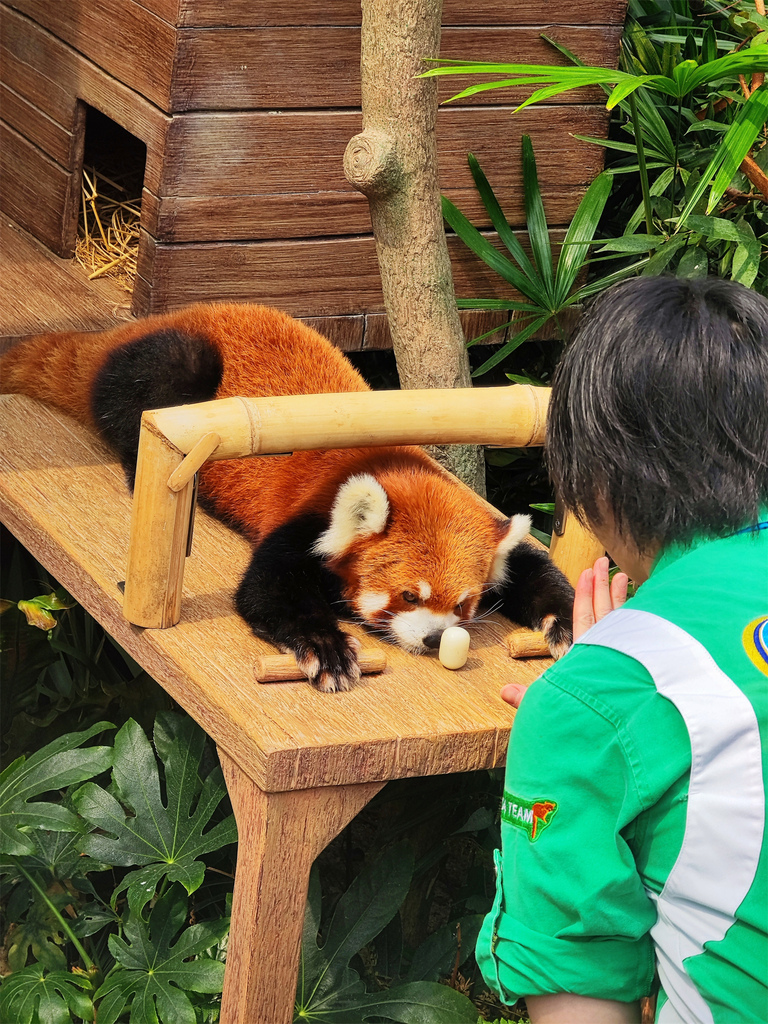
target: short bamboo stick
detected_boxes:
[167,432,221,492]
[255,650,387,683]
[507,629,550,659]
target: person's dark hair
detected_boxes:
[546,276,768,553]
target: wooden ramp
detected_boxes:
[0,393,549,1023]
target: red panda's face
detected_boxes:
[313,472,531,654]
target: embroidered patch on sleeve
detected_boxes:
[501,790,558,842]
[743,616,768,678]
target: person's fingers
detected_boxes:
[591,556,613,622]
[610,571,629,610]
[500,682,528,708]
[573,567,596,642]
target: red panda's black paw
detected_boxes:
[295,633,362,693]
[542,614,573,660]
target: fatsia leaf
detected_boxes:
[74,717,237,916]
[6,885,71,971]
[301,842,414,1006]
[311,981,479,1023]
[0,964,94,1024]
[405,915,483,983]
[94,888,228,1024]
[0,722,114,856]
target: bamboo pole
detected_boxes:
[549,513,604,587]
[122,385,551,629]
[122,424,192,628]
[146,385,550,460]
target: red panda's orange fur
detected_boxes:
[1,303,507,587]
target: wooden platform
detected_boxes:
[0,216,133,351]
[0,392,557,1022]
[0,395,542,791]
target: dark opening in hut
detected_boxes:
[75,107,146,295]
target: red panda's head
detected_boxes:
[313,471,531,653]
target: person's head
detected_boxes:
[546,276,768,557]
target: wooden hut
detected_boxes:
[0,1,627,350]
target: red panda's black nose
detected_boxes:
[423,631,442,650]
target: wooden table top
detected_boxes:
[0,395,549,792]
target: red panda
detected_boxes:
[1,303,574,692]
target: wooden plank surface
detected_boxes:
[172,25,619,111]
[161,105,606,197]
[5,0,178,112]
[0,82,75,169]
[0,395,547,793]
[180,0,628,29]
[0,218,133,349]
[1,6,171,193]
[133,229,563,317]
[0,123,79,257]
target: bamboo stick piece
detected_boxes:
[147,385,550,460]
[255,649,387,683]
[167,432,221,492]
[507,629,550,659]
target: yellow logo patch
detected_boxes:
[743,616,768,678]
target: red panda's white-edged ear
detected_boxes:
[313,473,390,560]
[488,514,531,585]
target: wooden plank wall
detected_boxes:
[0,0,628,344]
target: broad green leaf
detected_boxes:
[7,885,71,971]
[94,888,228,1024]
[2,829,109,884]
[731,241,761,288]
[0,964,94,1024]
[405,915,483,983]
[0,723,113,856]
[74,717,237,916]
[685,214,755,245]
[641,232,688,274]
[676,245,709,279]
[355,981,479,1023]
[311,842,414,1001]
[597,234,666,253]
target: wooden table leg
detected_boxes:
[218,748,385,1024]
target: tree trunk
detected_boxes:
[344,0,485,494]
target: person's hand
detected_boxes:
[573,556,628,642]
[500,557,628,709]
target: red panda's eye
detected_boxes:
[454,604,462,617]
[402,591,418,604]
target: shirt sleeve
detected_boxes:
[476,659,658,1004]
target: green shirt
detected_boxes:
[477,524,768,1022]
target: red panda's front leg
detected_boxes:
[234,516,361,693]
[487,544,575,659]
